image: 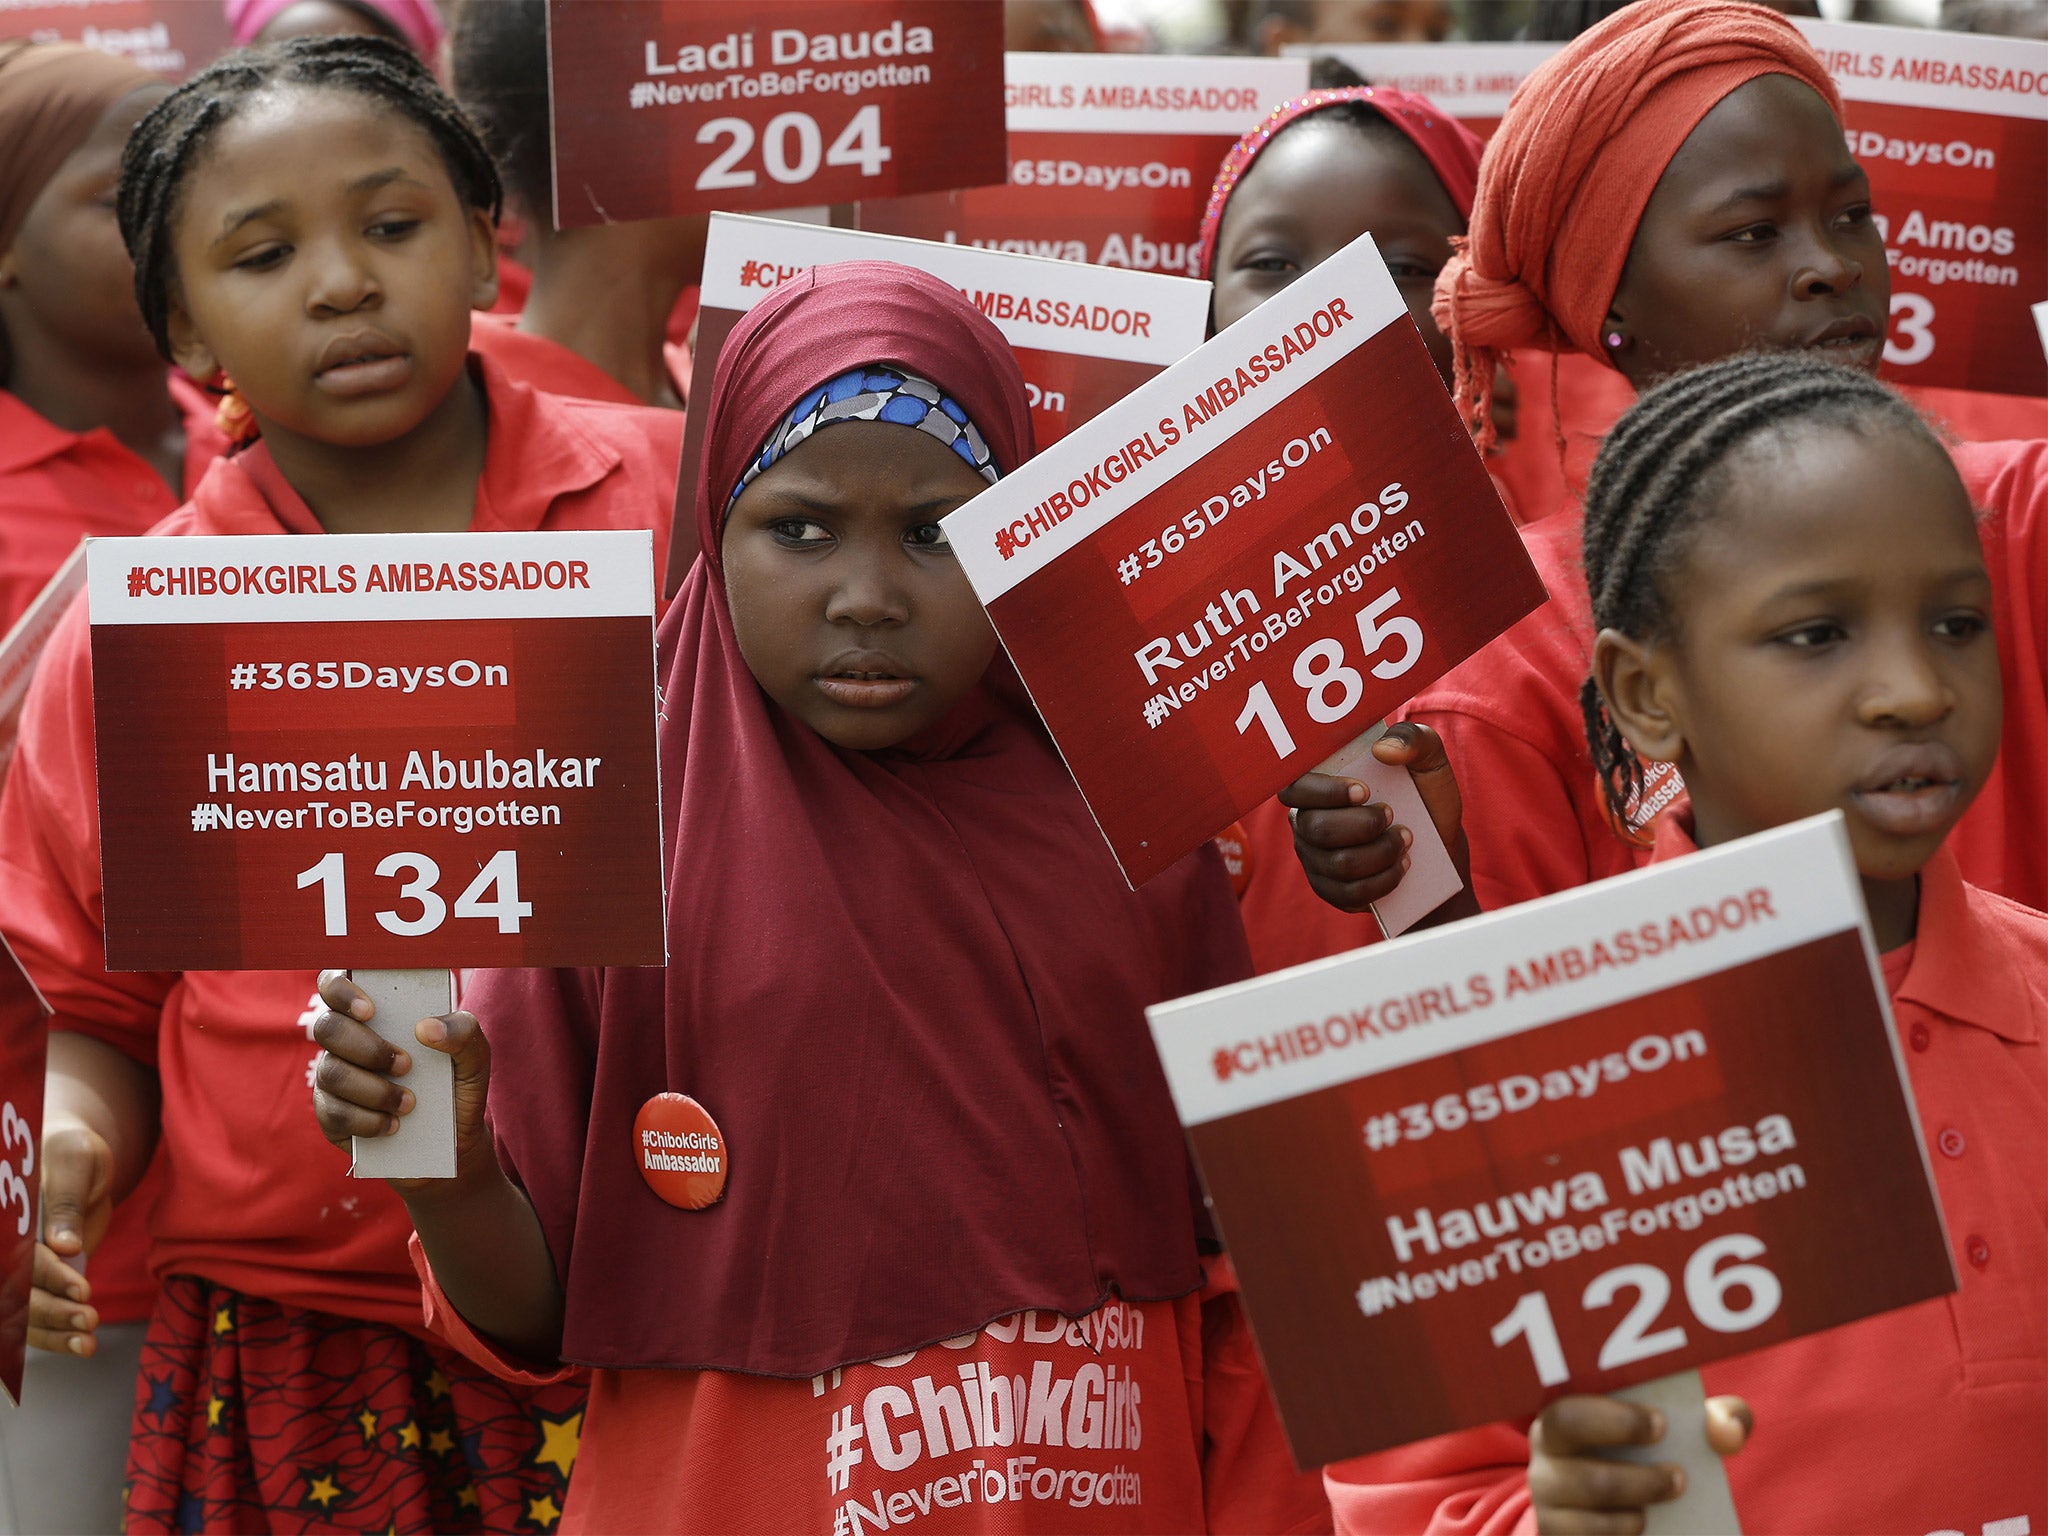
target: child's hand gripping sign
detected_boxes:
[944,229,1544,896]
[1146,813,1955,1525]
[84,530,666,1176]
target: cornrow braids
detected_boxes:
[1577,351,1939,827]
[117,33,502,360]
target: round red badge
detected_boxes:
[633,1093,728,1210]
[1212,820,1254,898]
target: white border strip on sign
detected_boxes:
[86,530,655,625]
[1004,51,1308,135]
[1149,814,1872,1126]
[1286,42,1560,117]
[945,229,1407,600]
[1794,17,2048,120]
[0,542,85,724]
[699,213,1210,368]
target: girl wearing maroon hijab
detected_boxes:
[312,262,1330,1534]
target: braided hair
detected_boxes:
[1579,351,1941,827]
[116,33,501,360]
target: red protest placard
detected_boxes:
[544,0,1004,229]
[86,531,665,972]
[944,232,1544,886]
[0,0,231,76]
[1796,19,2048,398]
[1148,814,1954,1467]
[0,933,48,1406]
[665,212,1212,592]
[1292,42,1561,138]
[859,53,1308,279]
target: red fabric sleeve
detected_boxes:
[0,599,174,1063]
[411,1232,579,1389]
[1324,1427,1535,1536]
[1416,705,1637,913]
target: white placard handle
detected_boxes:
[348,969,456,1180]
[1314,721,1465,937]
[1602,1369,1742,1535]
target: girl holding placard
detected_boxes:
[9,35,678,1530]
[1193,84,1491,974]
[1333,350,2047,1536]
[310,261,1334,1535]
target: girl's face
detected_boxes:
[1608,75,1889,387]
[722,420,999,752]
[1599,428,1999,886]
[164,85,496,448]
[0,86,168,373]
[1211,118,1462,385]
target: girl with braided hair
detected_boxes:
[1338,350,2046,1535]
[7,33,682,1530]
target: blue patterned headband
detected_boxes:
[726,366,999,519]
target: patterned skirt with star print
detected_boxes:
[123,1276,588,1535]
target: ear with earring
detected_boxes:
[213,372,257,446]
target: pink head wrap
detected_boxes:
[1195,85,1484,284]
[226,0,445,59]
[1431,0,1841,448]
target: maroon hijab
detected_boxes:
[465,262,1251,1377]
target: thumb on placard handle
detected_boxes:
[1318,721,1467,936]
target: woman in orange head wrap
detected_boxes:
[1379,0,2048,936]
[1435,0,1854,450]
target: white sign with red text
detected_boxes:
[943,231,1543,886]
[666,212,1211,591]
[0,544,84,780]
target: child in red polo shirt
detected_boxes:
[1326,352,2045,1535]
[11,35,678,1533]
[0,39,228,1535]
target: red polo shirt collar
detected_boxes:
[1647,810,2035,1044]
[185,355,623,537]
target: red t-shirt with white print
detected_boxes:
[419,1244,1331,1536]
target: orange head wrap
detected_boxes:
[1431,0,1840,449]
